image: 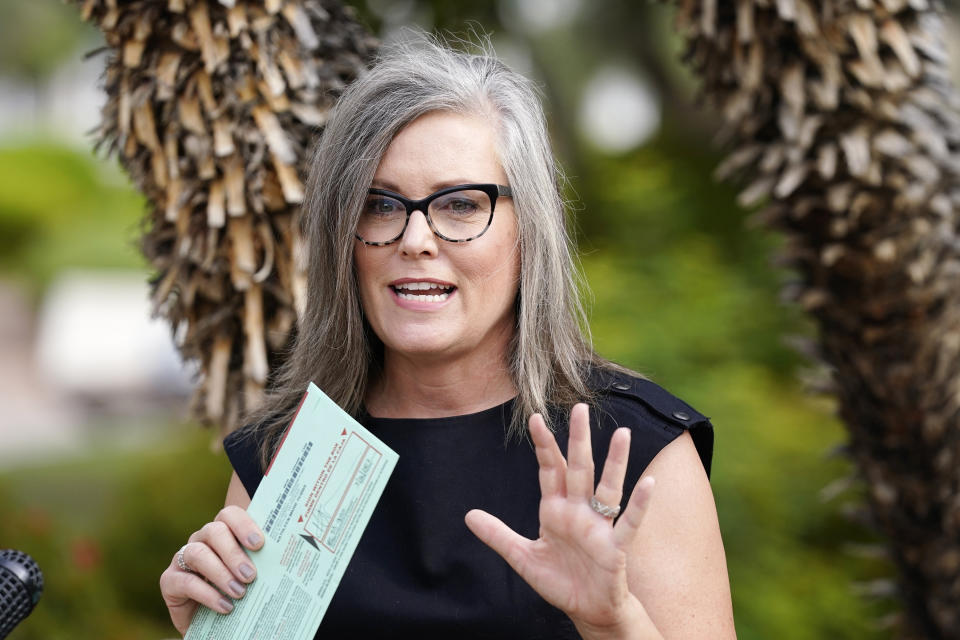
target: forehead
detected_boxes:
[373,111,507,192]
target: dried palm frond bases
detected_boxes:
[674,0,960,635]
[72,0,376,435]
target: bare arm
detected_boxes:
[225,471,253,508]
[626,432,735,638]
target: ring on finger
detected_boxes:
[590,495,621,519]
[176,543,194,573]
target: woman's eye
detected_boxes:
[365,198,400,215]
[437,197,479,213]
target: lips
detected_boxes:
[389,279,456,302]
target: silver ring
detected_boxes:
[176,544,193,573]
[590,496,621,519]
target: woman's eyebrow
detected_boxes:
[370,178,400,191]
[369,178,486,194]
[429,178,478,190]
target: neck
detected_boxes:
[365,328,517,419]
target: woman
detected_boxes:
[160,35,736,639]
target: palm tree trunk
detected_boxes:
[672,0,960,636]
[71,0,376,435]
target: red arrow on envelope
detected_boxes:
[341,429,347,436]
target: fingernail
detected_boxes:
[228,579,246,598]
[247,533,263,547]
[238,563,255,580]
[218,597,234,613]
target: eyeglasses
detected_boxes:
[355,183,513,245]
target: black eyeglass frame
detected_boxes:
[355,183,513,246]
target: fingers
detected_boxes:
[529,413,566,499]
[161,506,263,629]
[464,509,531,576]
[160,565,235,616]
[187,509,260,586]
[179,540,249,600]
[566,403,594,499]
[612,476,655,549]
[216,505,265,551]
[593,427,631,513]
[531,404,630,522]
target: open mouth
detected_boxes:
[390,281,456,302]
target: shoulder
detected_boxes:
[586,367,714,478]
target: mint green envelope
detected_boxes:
[185,383,398,640]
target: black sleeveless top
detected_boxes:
[223,370,713,639]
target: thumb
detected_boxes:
[464,509,530,573]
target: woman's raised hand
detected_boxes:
[464,403,659,639]
[159,506,264,635]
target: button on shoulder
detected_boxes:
[587,366,715,478]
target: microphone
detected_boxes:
[0,549,44,639]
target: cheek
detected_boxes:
[469,240,521,297]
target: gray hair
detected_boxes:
[249,33,612,466]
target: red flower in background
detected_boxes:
[71,537,101,571]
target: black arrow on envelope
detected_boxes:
[300,534,319,550]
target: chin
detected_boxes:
[381,329,457,356]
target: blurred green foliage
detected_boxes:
[0,427,232,640]
[0,144,146,295]
[579,127,801,381]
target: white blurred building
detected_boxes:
[0,271,193,467]
[35,270,192,400]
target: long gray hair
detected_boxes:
[248,33,613,466]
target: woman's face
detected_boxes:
[353,111,520,366]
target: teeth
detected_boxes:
[395,282,452,291]
[397,292,450,302]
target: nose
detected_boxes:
[398,209,438,257]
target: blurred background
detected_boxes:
[7,0,958,638]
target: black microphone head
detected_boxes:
[0,549,44,639]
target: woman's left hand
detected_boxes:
[464,403,659,639]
